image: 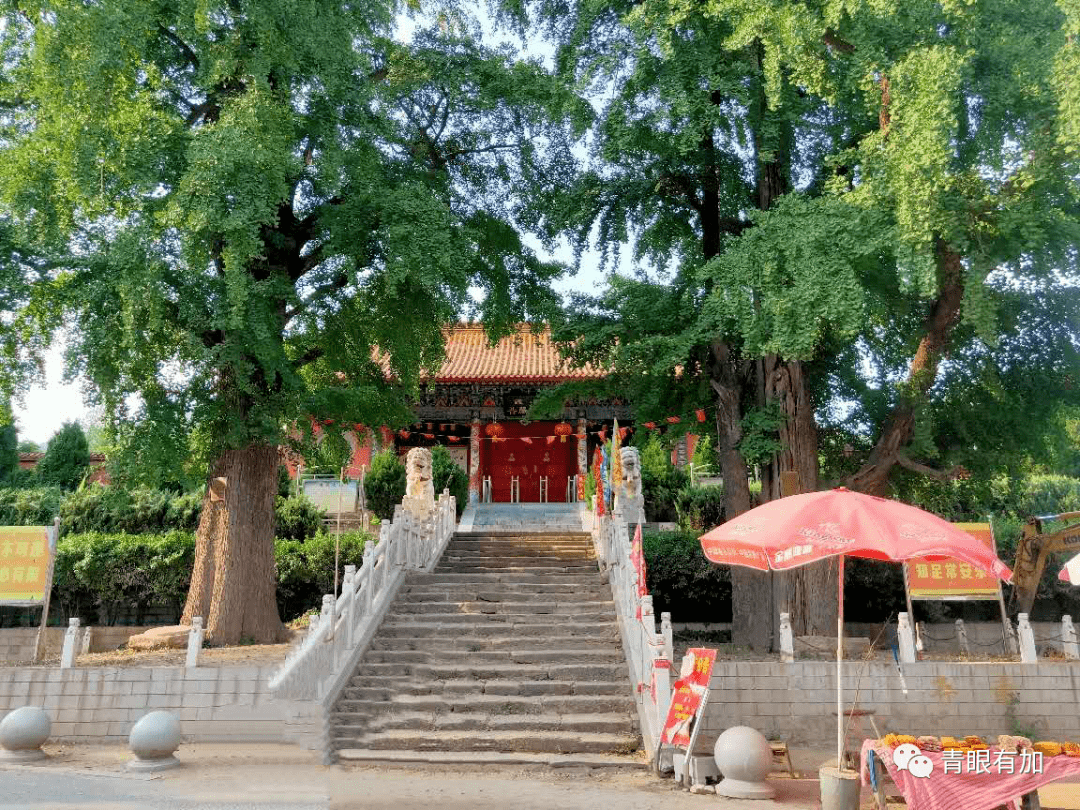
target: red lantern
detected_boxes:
[554,422,573,443]
[696,409,707,423]
[485,422,505,438]
[399,430,411,439]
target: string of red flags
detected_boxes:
[318,402,717,445]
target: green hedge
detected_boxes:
[46,528,374,627]
[0,485,324,541]
[643,529,731,622]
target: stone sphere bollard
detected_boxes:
[0,706,52,762]
[127,710,182,771]
[713,725,776,799]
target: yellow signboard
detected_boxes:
[0,526,54,604]
[904,523,1002,601]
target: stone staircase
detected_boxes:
[330,530,640,761]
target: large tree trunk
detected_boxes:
[756,356,837,639]
[182,442,286,645]
[710,342,770,652]
[846,238,965,496]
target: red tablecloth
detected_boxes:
[860,739,1080,810]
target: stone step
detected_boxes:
[358,662,630,681]
[383,611,616,625]
[336,694,631,715]
[398,585,611,600]
[391,600,614,616]
[377,621,619,638]
[368,635,620,652]
[334,749,647,770]
[407,571,607,585]
[332,711,635,735]
[344,678,630,698]
[439,550,594,561]
[362,648,626,665]
[329,729,640,755]
[431,565,600,574]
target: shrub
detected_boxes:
[36,422,91,490]
[431,445,468,517]
[275,530,372,620]
[275,495,325,541]
[0,486,66,525]
[675,484,725,531]
[57,485,202,535]
[365,450,406,520]
[52,531,196,625]
[642,529,731,622]
[1016,475,1080,518]
[642,465,689,523]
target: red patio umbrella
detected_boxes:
[698,487,1013,771]
[1059,553,1080,585]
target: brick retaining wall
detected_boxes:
[0,666,322,748]
[695,661,1080,753]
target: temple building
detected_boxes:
[296,323,644,504]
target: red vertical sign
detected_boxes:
[660,648,717,747]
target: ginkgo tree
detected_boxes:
[510,0,1080,648]
[0,1,587,644]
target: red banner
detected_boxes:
[660,648,717,747]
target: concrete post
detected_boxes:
[1017,613,1038,663]
[897,613,918,664]
[185,617,204,669]
[956,619,970,656]
[60,618,80,669]
[916,621,926,653]
[1062,615,1079,660]
[1004,618,1020,657]
[779,612,794,663]
[80,626,93,657]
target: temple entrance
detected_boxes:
[482,421,577,503]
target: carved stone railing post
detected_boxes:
[661,612,673,663]
[779,612,794,663]
[1062,615,1079,660]
[342,565,357,649]
[80,626,93,657]
[361,545,375,614]
[60,618,80,669]
[320,594,335,641]
[1017,613,1038,663]
[186,617,204,669]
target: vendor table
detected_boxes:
[861,739,1080,810]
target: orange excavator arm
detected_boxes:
[1009,511,1080,617]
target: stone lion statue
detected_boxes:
[617,446,645,524]
[402,446,435,519]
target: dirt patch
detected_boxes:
[3,642,292,669]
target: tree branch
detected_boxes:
[284,269,348,322]
[895,452,968,481]
[293,346,324,369]
[158,25,200,69]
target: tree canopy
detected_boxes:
[0,0,589,642]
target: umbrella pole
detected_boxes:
[837,553,845,771]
